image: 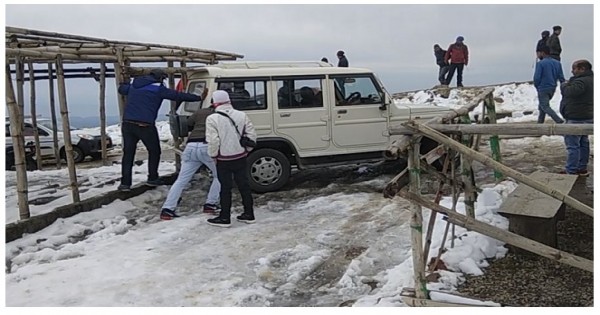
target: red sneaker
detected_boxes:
[203,203,220,215]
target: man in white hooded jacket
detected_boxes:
[206,90,257,227]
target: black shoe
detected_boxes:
[118,184,131,192]
[160,209,180,220]
[457,84,464,88]
[146,178,165,187]
[236,213,256,224]
[207,217,231,228]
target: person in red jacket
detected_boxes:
[444,36,469,87]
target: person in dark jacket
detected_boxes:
[533,47,565,124]
[536,30,550,60]
[117,69,202,191]
[159,105,221,219]
[337,50,349,67]
[434,44,449,85]
[444,36,469,87]
[559,60,593,175]
[547,25,562,61]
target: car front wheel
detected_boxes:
[60,146,85,163]
[246,148,291,193]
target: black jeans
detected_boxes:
[446,63,465,86]
[438,65,449,84]
[120,121,161,186]
[216,157,254,220]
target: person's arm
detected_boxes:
[557,64,566,83]
[243,114,257,142]
[444,46,452,64]
[117,82,130,95]
[159,86,202,102]
[561,79,586,97]
[205,114,220,158]
[533,63,542,88]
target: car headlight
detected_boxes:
[76,134,94,140]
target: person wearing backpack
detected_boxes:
[205,90,257,228]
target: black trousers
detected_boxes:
[120,121,161,186]
[446,63,465,86]
[216,157,254,219]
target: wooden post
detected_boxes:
[168,61,181,171]
[47,63,61,169]
[403,121,594,217]
[398,190,594,273]
[485,94,503,181]
[459,116,476,219]
[407,136,428,299]
[6,63,31,219]
[56,55,80,203]
[99,62,109,166]
[473,101,486,152]
[27,61,43,170]
[422,155,451,266]
[114,47,127,121]
[15,57,25,126]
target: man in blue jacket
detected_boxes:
[533,47,565,124]
[117,69,202,191]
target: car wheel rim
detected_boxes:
[251,156,283,186]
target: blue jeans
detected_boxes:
[537,90,564,123]
[162,142,220,210]
[564,119,593,174]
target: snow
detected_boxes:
[2,82,588,308]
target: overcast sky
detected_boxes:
[4,3,595,119]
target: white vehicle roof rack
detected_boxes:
[214,61,333,69]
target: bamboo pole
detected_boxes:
[56,55,80,203]
[15,58,25,125]
[47,63,61,169]
[403,121,594,217]
[386,88,494,158]
[397,190,594,273]
[389,123,593,136]
[7,26,244,58]
[6,63,31,219]
[407,136,428,299]
[473,99,486,151]
[99,62,109,166]
[485,94,504,181]
[114,47,127,121]
[27,61,43,170]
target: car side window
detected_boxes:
[331,76,382,106]
[218,80,267,111]
[276,79,323,109]
[183,81,207,112]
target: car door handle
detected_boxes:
[280,113,291,118]
[337,110,347,114]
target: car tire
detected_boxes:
[247,148,291,193]
[60,146,85,163]
[90,152,102,161]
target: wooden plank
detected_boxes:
[498,171,578,218]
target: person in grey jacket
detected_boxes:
[159,105,221,219]
[547,25,562,61]
[559,59,593,176]
[205,90,257,227]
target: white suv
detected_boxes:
[5,117,114,170]
[172,62,450,192]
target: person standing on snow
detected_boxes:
[434,44,449,85]
[205,90,257,228]
[117,69,202,191]
[533,46,565,124]
[547,25,563,61]
[444,36,469,87]
[559,59,593,176]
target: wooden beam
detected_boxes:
[389,123,594,136]
[408,137,428,299]
[114,48,127,121]
[99,63,109,166]
[27,61,43,170]
[403,121,594,217]
[47,63,62,169]
[397,189,594,273]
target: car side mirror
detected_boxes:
[379,91,388,110]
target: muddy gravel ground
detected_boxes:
[457,136,594,307]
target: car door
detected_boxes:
[273,76,330,153]
[329,74,389,149]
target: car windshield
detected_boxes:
[37,120,77,131]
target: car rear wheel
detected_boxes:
[60,146,85,163]
[247,148,291,193]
